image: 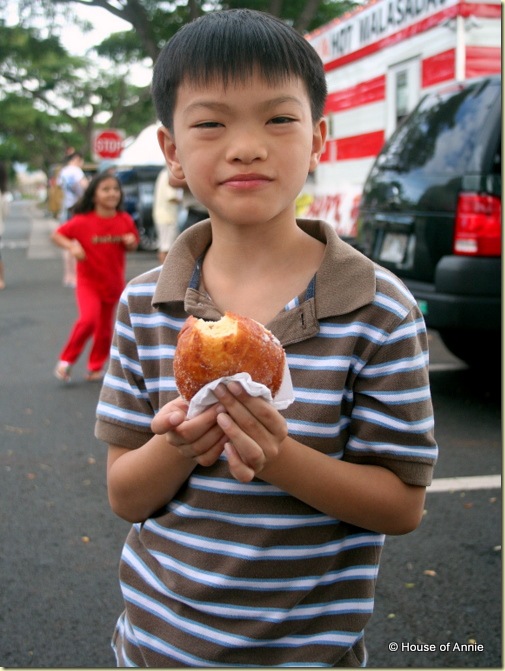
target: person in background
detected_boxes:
[95,9,437,667]
[57,151,89,287]
[168,172,208,234]
[52,172,139,383]
[152,167,182,263]
[0,162,9,290]
[47,166,64,219]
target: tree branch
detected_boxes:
[52,0,127,24]
[51,0,160,60]
[187,0,202,21]
[268,0,284,18]
[1,72,85,127]
[294,0,323,33]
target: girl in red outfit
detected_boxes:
[52,173,139,382]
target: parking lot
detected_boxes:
[0,201,501,668]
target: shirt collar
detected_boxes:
[152,219,376,343]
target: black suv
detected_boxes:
[356,75,501,366]
[116,165,163,251]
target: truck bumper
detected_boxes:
[404,256,501,331]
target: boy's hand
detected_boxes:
[214,382,288,482]
[151,397,226,467]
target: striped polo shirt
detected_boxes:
[95,219,437,667]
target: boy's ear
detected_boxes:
[157,127,185,180]
[309,118,328,173]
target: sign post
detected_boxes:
[92,129,125,162]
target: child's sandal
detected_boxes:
[54,362,72,382]
[85,370,104,382]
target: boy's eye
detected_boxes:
[194,121,223,129]
[269,116,296,125]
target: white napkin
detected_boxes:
[186,360,294,419]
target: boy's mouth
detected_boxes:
[221,173,273,188]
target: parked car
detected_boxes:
[356,75,501,366]
[116,165,163,251]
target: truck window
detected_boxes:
[378,81,500,174]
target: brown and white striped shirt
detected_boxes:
[96,219,437,667]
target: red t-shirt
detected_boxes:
[57,211,139,301]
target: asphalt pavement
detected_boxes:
[0,201,501,668]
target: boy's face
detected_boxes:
[158,72,326,229]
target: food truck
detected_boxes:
[303,0,501,239]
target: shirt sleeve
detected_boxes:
[56,216,81,238]
[345,299,438,487]
[95,284,156,449]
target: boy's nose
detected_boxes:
[226,130,268,164]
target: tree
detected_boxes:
[0,22,155,169]
[32,0,357,62]
[0,93,75,169]
[0,0,357,169]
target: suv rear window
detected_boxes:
[376,80,500,175]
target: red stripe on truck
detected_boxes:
[325,75,386,113]
[465,46,502,78]
[422,49,455,87]
[320,130,385,162]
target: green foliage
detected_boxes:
[0,0,358,171]
[219,0,357,32]
[41,0,357,59]
[0,92,77,167]
[94,31,146,63]
[0,22,84,87]
[0,20,155,169]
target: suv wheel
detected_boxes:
[138,226,159,252]
[438,329,501,369]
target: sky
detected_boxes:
[5,1,152,86]
[60,4,153,86]
[61,4,132,48]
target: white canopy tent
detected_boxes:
[115,123,166,167]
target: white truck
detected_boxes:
[303,0,501,239]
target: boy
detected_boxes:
[95,9,437,667]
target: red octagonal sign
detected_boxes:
[92,129,124,160]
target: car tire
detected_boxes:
[438,328,501,369]
[138,227,159,252]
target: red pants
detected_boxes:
[59,281,118,372]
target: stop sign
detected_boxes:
[92,129,124,160]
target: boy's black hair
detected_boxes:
[73,172,124,214]
[152,9,327,131]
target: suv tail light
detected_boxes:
[454,193,501,256]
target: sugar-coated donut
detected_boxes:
[174,312,285,401]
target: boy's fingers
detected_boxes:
[169,420,224,451]
[217,413,268,472]
[151,411,183,434]
[216,383,288,442]
[195,438,226,467]
[151,399,189,433]
[224,442,256,483]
